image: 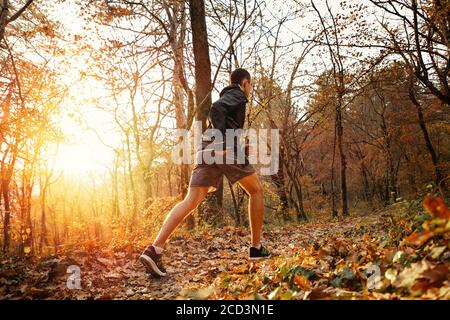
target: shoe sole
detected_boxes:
[139,254,167,277]
[249,254,272,261]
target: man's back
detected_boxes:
[203,84,249,157]
[209,83,248,134]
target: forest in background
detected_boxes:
[0,0,449,300]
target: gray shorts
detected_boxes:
[189,162,256,192]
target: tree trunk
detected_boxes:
[331,123,338,218]
[39,190,48,254]
[189,0,212,129]
[229,181,241,226]
[0,0,34,42]
[112,151,120,219]
[409,79,444,189]
[292,177,308,222]
[167,165,173,197]
[336,105,349,216]
[125,132,138,232]
[0,0,9,42]
[416,102,443,184]
[271,161,290,221]
[190,0,225,227]
[2,179,11,253]
[1,140,18,254]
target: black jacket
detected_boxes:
[204,84,248,152]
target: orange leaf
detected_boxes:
[411,264,450,294]
[405,230,435,247]
[293,275,311,291]
[423,196,450,219]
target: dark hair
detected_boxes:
[230,68,251,85]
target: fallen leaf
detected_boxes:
[393,260,431,289]
[405,230,434,247]
[423,196,450,219]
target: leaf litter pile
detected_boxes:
[0,196,449,300]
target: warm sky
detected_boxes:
[44,0,375,179]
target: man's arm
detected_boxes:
[209,100,228,151]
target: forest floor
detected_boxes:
[0,199,449,300]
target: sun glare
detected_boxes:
[53,141,108,178]
[52,110,117,179]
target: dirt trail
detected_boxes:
[0,214,382,300]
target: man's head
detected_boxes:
[231,68,252,98]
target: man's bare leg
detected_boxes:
[237,173,264,247]
[153,186,209,248]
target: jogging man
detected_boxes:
[140,68,271,277]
